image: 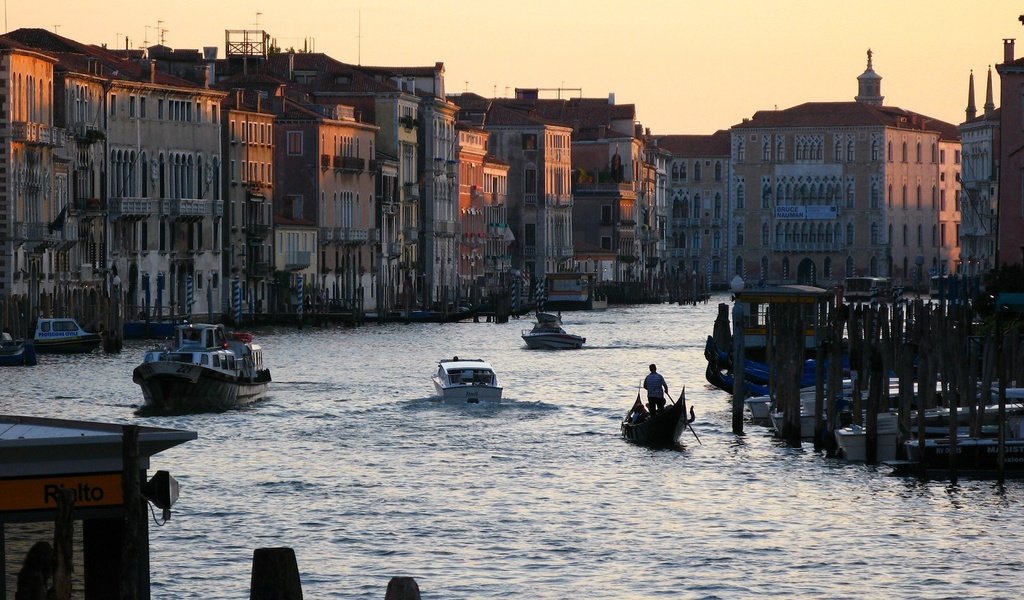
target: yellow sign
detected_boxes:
[0,473,124,512]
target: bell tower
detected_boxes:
[855,49,884,106]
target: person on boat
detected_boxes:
[643,363,669,415]
[627,396,649,424]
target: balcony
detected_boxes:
[435,220,461,237]
[320,154,331,169]
[572,181,637,199]
[335,156,365,173]
[403,227,419,244]
[403,182,420,200]
[368,159,379,173]
[245,221,272,238]
[771,241,846,253]
[670,248,687,258]
[12,122,63,147]
[109,197,156,219]
[386,242,401,258]
[249,261,273,278]
[524,193,537,206]
[552,245,574,258]
[285,251,311,271]
[73,122,105,144]
[162,198,216,220]
[545,194,573,208]
[339,228,369,244]
[319,227,335,245]
[524,246,536,258]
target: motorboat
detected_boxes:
[834,412,900,462]
[32,317,101,354]
[521,312,585,350]
[132,323,271,413]
[431,357,502,403]
[0,331,36,366]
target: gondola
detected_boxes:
[620,390,696,448]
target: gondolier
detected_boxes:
[643,364,669,415]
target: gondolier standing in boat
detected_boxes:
[643,364,669,415]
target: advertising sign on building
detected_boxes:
[775,205,838,220]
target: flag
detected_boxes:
[48,205,67,233]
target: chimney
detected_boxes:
[608,92,615,105]
[144,59,156,83]
[1004,39,1015,64]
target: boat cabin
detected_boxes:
[733,285,833,360]
[177,324,227,349]
[33,318,91,340]
[842,276,893,304]
[436,359,497,386]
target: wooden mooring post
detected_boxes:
[769,302,804,447]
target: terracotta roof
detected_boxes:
[262,52,398,94]
[0,28,203,89]
[654,130,731,156]
[733,101,960,140]
[482,102,565,128]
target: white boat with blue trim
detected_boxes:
[521,312,586,350]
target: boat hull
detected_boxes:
[899,438,1024,473]
[0,342,36,366]
[33,334,101,354]
[431,378,502,404]
[133,361,271,413]
[621,400,687,448]
[521,332,585,350]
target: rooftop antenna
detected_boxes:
[464,80,468,92]
[157,19,166,46]
[53,24,59,34]
[255,11,262,27]
[357,9,362,65]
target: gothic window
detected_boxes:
[694,161,702,182]
[714,161,722,181]
[736,184,745,209]
[736,224,744,246]
[871,222,880,245]
[846,223,854,245]
[762,222,769,246]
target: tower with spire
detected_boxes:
[855,49,884,105]
[984,66,996,116]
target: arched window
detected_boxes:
[736,184,745,209]
[824,257,832,278]
[887,141,893,161]
[902,224,908,246]
[735,255,744,277]
[736,224,744,246]
[834,139,842,162]
[762,184,772,209]
[847,140,854,162]
[916,142,922,163]
[901,185,907,209]
[846,183,855,208]
[871,222,880,245]
[901,141,908,162]
[693,194,701,218]
[846,223,854,245]
[714,194,722,218]
[714,161,722,181]
[846,256,855,277]
[694,161,702,182]
[736,140,745,162]
[763,140,771,162]
[671,163,678,179]
[917,224,923,247]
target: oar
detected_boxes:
[671,387,702,445]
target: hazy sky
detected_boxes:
[7,1,1023,134]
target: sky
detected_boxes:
[6,1,1024,134]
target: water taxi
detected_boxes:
[431,357,502,403]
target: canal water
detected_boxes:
[4,298,1024,599]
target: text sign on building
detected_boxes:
[775,205,838,220]
[0,473,124,512]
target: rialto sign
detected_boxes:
[774,205,839,220]
[0,473,124,512]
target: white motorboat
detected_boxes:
[431,357,502,403]
[521,312,585,350]
[834,412,900,462]
[133,323,271,413]
[33,317,101,354]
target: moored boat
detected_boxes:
[621,391,696,448]
[32,318,101,354]
[0,331,36,366]
[521,312,586,350]
[132,323,271,413]
[431,357,502,403]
